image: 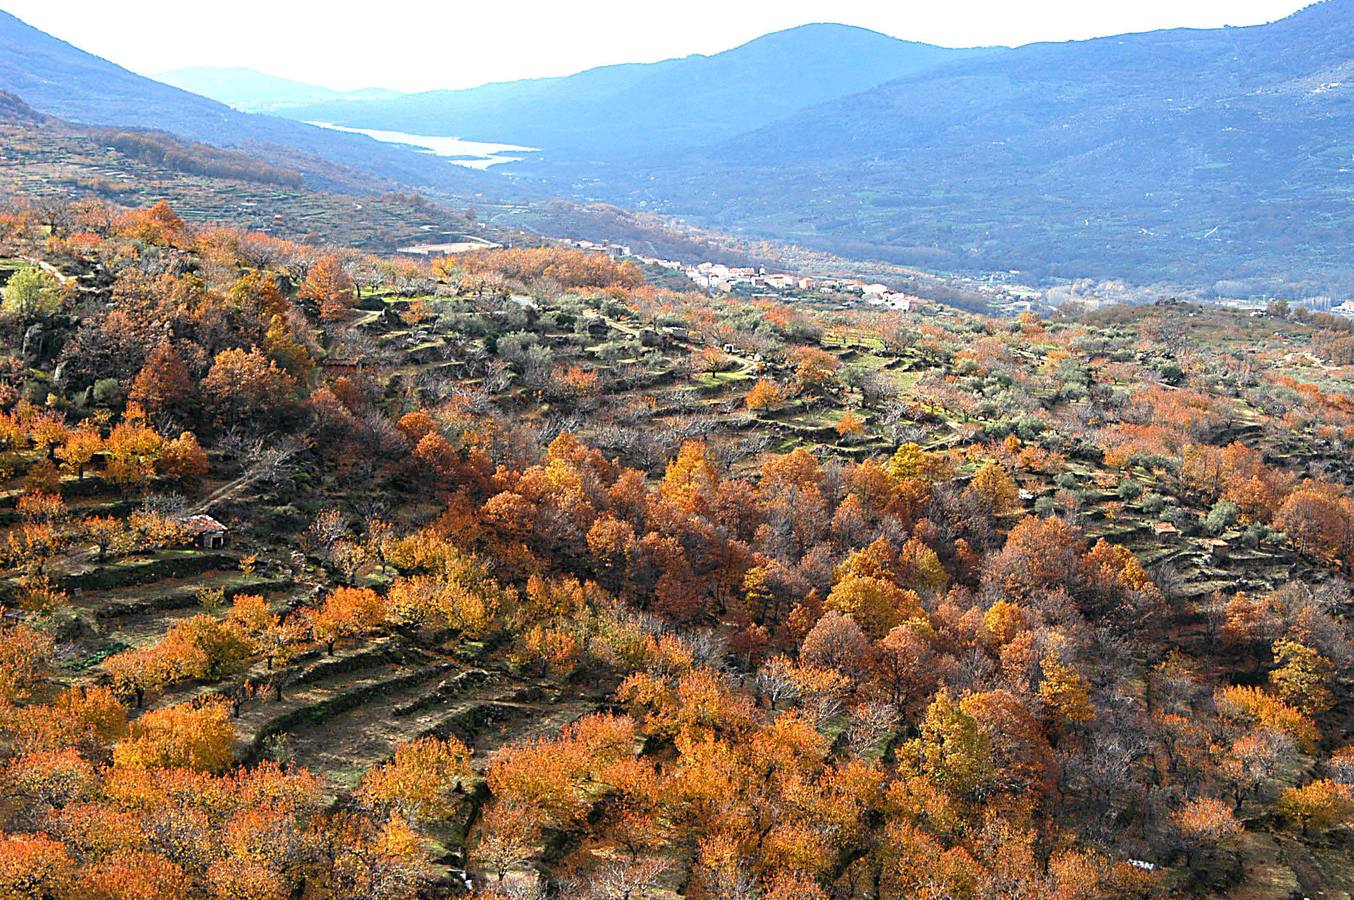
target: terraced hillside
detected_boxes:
[0,118,484,251]
[0,201,1351,897]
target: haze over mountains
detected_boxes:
[620,0,1354,294]
[156,67,401,114]
[0,2,1351,298]
[273,25,991,162]
[0,10,493,196]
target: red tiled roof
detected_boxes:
[182,514,227,535]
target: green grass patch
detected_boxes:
[692,370,753,388]
[894,371,923,393]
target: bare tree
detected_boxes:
[584,858,670,900]
[754,656,800,710]
[847,700,899,757]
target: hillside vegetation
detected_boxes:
[0,116,483,252]
[0,196,1348,897]
[92,130,305,188]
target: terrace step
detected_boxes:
[242,657,455,761]
[90,576,292,624]
[392,668,492,717]
[272,663,514,789]
[61,552,232,592]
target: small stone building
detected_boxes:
[182,514,229,550]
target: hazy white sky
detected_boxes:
[3,0,1315,92]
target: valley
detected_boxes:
[0,2,1350,897]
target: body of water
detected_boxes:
[308,122,537,169]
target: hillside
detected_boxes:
[155,67,402,114]
[0,99,802,274]
[276,24,990,160]
[0,197,1353,895]
[519,1,1354,298]
[0,109,490,250]
[0,10,498,197]
[0,89,60,127]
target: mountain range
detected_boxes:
[271,25,990,162]
[611,0,1354,294]
[0,4,1351,298]
[155,67,401,114]
[0,10,493,196]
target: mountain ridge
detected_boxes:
[0,9,497,196]
[549,0,1354,296]
[154,67,402,113]
[274,24,993,160]
[2,5,1351,297]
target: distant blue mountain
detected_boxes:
[155,67,402,114]
[275,24,991,160]
[2,3,1351,297]
[568,1,1354,295]
[0,10,492,194]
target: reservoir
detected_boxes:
[307,122,537,169]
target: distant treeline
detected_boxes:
[95,129,305,188]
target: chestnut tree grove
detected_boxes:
[0,198,1347,898]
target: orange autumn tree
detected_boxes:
[1173,796,1242,865]
[1269,638,1335,715]
[965,461,1020,516]
[0,623,53,703]
[158,431,210,484]
[299,254,356,320]
[102,413,163,486]
[307,586,387,654]
[745,378,785,412]
[1039,655,1096,728]
[74,850,193,899]
[984,516,1083,599]
[358,735,473,822]
[0,833,75,897]
[909,688,995,798]
[1277,780,1354,836]
[836,410,866,440]
[658,440,719,514]
[264,314,315,379]
[1276,486,1354,566]
[129,342,198,424]
[117,199,186,245]
[202,347,296,429]
[112,700,235,773]
[55,423,103,480]
[483,714,639,833]
[787,346,841,392]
